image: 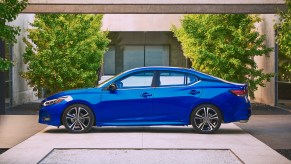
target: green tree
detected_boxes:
[172,14,273,98]
[22,14,110,95]
[276,0,291,82]
[0,0,27,71]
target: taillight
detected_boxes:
[230,89,248,96]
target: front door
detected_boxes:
[100,71,155,123]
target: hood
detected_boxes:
[43,87,102,101]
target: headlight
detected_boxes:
[43,96,71,106]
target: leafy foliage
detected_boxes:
[172,14,273,98]
[276,0,291,82]
[0,0,27,71]
[22,14,110,96]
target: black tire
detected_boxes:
[62,104,94,133]
[191,104,222,134]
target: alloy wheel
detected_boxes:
[191,105,222,134]
[62,104,94,133]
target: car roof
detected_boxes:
[125,66,222,81]
[98,66,235,88]
[128,66,192,72]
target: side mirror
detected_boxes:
[108,83,117,92]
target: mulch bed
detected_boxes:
[0,148,9,155]
[4,102,40,115]
[251,103,291,115]
[275,149,291,160]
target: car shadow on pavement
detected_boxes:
[43,126,245,135]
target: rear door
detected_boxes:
[153,71,203,122]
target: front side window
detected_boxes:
[159,71,198,87]
[116,71,154,89]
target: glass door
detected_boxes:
[123,46,144,71]
[145,45,169,67]
[123,45,170,72]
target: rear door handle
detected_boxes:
[189,90,200,95]
[142,92,152,97]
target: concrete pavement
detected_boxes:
[0,124,290,164]
[39,149,242,164]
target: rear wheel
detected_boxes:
[62,104,94,133]
[191,104,222,134]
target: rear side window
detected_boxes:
[159,71,199,87]
[187,73,199,85]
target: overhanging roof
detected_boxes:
[23,0,286,14]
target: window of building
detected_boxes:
[103,46,116,75]
[123,46,144,71]
[123,45,170,72]
[145,46,169,67]
[4,44,13,109]
[103,45,170,75]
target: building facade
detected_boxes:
[101,14,278,106]
[2,14,38,110]
[0,13,280,111]
[102,14,187,75]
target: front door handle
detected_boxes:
[189,90,200,95]
[142,92,152,97]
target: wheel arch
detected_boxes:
[189,102,224,125]
[60,101,96,126]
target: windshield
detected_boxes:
[96,72,123,88]
[96,76,115,88]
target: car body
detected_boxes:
[39,66,251,133]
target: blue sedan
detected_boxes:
[39,67,251,134]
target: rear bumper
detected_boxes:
[222,100,252,123]
[237,106,252,123]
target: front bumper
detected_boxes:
[39,105,63,126]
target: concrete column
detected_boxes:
[0,40,5,114]
[253,14,276,106]
[8,14,38,106]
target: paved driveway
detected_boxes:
[236,115,291,149]
[0,115,47,148]
[0,124,290,164]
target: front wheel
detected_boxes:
[191,104,222,134]
[62,104,94,133]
